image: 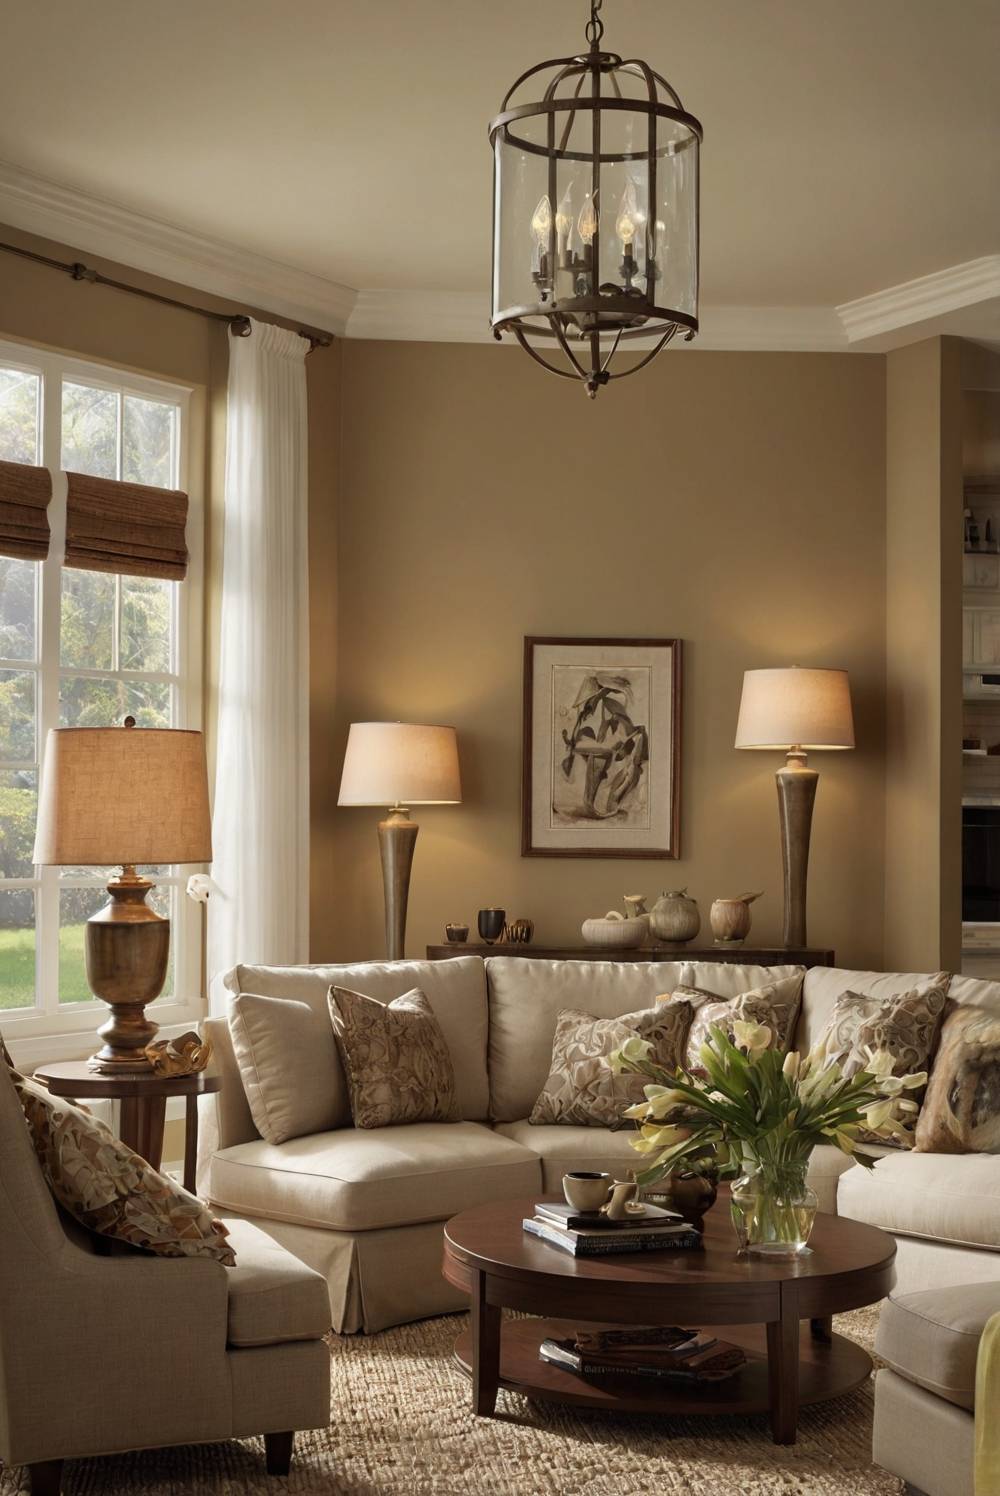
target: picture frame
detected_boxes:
[521,636,682,859]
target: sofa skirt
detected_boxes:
[217,1211,468,1333]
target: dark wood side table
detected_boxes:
[428,944,835,968]
[443,1196,894,1445]
[33,1062,221,1193]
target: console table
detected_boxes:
[427,944,834,967]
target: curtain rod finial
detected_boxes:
[229,316,252,338]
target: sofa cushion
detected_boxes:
[229,992,348,1142]
[528,1001,693,1127]
[223,956,489,1121]
[222,1216,331,1347]
[796,967,949,1054]
[875,1282,1000,1411]
[678,962,805,996]
[670,973,803,1069]
[838,1150,1000,1251]
[496,1119,649,1191]
[205,1121,540,1232]
[805,1143,867,1216]
[915,1003,1000,1155]
[486,957,685,1122]
[329,986,458,1129]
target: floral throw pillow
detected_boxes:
[11,1069,235,1264]
[914,1004,1000,1155]
[529,1001,694,1127]
[328,985,459,1129]
[813,976,949,1148]
[661,974,804,1072]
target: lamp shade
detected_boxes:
[32,725,212,866]
[338,723,461,807]
[734,668,855,751]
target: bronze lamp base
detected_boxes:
[776,750,819,949]
[85,865,170,1074]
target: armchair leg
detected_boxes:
[264,1430,294,1476]
[28,1461,63,1496]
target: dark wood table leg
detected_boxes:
[119,1095,166,1169]
[27,1459,63,1495]
[264,1430,294,1475]
[119,1094,142,1153]
[766,1286,800,1445]
[184,1093,199,1193]
[810,1315,833,1342]
[470,1267,501,1417]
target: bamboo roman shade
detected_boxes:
[0,460,53,561]
[64,471,189,580]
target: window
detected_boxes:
[0,341,202,1056]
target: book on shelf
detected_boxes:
[534,1201,683,1232]
[539,1332,746,1383]
[522,1215,703,1257]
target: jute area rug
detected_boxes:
[1,1306,902,1496]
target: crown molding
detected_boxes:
[0,159,357,334]
[344,289,847,351]
[837,256,1000,346]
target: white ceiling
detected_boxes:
[0,0,997,336]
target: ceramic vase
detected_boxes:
[709,892,763,945]
[649,888,701,943]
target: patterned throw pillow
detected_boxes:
[662,975,804,1072]
[11,1069,235,1264]
[529,1001,694,1127]
[914,1005,1000,1154]
[813,976,949,1148]
[328,985,458,1129]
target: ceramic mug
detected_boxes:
[562,1171,613,1212]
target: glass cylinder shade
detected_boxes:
[490,49,701,395]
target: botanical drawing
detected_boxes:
[550,666,651,829]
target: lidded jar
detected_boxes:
[649,888,700,943]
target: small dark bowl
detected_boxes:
[477,908,506,945]
[445,924,469,943]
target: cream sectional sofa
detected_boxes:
[197,955,1000,1333]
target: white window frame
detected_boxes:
[0,337,205,1066]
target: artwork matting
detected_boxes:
[521,636,682,859]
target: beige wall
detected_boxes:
[327,341,888,969]
[884,337,964,972]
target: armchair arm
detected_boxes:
[976,1309,1000,1496]
[0,1239,234,1467]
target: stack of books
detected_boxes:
[539,1324,746,1383]
[522,1200,703,1257]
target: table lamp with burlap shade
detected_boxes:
[32,718,212,1073]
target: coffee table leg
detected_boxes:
[810,1316,833,1343]
[470,1268,501,1417]
[767,1289,800,1445]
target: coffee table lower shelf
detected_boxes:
[453,1317,872,1421]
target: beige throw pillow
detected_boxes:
[12,1069,235,1264]
[229,991,348,1144]
[914,1004,1000,1154]
[328,985,459,1129]
[662,974,804,1071]
[813,976,949,1148]
[529,1001,694,1127]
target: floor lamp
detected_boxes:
[338,722,462,961]
[735,668,854,949]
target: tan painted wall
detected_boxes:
[884,337,963,972]
[327,341,887,969]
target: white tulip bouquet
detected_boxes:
[610,1018,927,1253]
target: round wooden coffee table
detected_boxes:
[442,1196,895,1445]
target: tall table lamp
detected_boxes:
[735,667,854,948]
[32,718,212,1073]
[338,722,461,961]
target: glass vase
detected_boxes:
[730,1164,818,1258]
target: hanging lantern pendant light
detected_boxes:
[489,0,702,396]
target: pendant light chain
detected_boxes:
[585,0,604,48]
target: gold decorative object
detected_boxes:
[338,723,461,961]
[502,918,534,945]
[143,1031,213,1078]
[735,667,855,947]
[31,718,212,1074]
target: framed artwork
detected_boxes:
[522,636,682,859]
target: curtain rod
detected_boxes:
[0,238,334,350]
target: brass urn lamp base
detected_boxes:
[377,807,419,963]
[85,865,170,1074]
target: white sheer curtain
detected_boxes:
[208,319,310,1006]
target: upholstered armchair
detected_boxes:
[0,1061,331,1495]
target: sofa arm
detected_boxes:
[0,1241,233,1466]
[197,1014,259,1196]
